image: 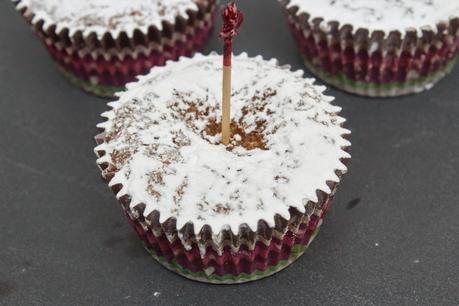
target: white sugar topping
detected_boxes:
[95,53,351,233]
[16,0,200,38]
[286,0,459,33]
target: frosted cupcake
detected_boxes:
[94,53,351,283]
[280,0,459,97]
[13,0,218,97]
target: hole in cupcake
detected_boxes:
[203,119,267,150]
[171,88,279,151]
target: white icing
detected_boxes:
[286,0,459,33]
[95,53,351,233]
[15,0,199,38]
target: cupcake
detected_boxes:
[280,0,459,97]
[13,0,218,97]
[94,53,351,283]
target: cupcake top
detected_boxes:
[16,0,201,37]
[95,53,350,233]
[286,0,459,33]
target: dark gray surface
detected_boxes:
[1,1,458,305]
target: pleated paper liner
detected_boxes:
[128,201,328,284]
[14,0,217,52]
[57,66,124,98]
[14,0,218,97]
[30,2,218,61]
[302,56,457,97]
[48,19,215,97]
[95,120,351,284]
[280,0,459,97]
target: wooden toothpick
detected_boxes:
[219,2,244,145]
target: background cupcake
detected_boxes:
[14,0,218,97]
[94,53,351,283]
[280,0,459,97]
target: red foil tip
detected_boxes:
[219,2,244,43]
[219,2,244,66]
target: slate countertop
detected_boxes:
[1,1,458,305]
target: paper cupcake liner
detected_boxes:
[57,66,124,98]
[14,0,218,97]
[43,19,215,64]
[47,20,215,97]
[302,56,457,97]
[280,0,459,97]
[15,0,217,52]
[95,125,351,284]
[128,203,326,283]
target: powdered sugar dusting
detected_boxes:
[96,53,350,233]
[287,0,459,33]
[16,0,200,37]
